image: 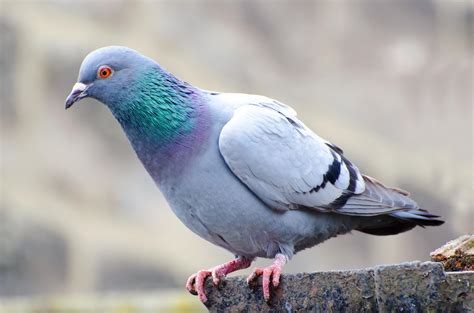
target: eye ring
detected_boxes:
[97,65,113,79]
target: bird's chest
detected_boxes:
[158,147,249,250]
[151,111,242,234]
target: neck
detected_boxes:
[108,68,208,182]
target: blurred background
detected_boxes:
[0,0,472,311]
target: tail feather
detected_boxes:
[344,175,445,235]
[356,218,417,236]
[356,210,444,236]
[390,210,444,227]
[337,175,420,216]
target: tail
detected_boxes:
[349,176,444,236]
[356,209,444,236]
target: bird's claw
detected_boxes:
[246,254,286,302]
[186,270,212,302]
[186,268,225,302]
[246,265,282,301]
[211,270,224,286]
[186,257,253,303]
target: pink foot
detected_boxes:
[246,253,287,302]
[186,256,253,303]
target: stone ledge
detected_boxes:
[0,262,472,313]
[204,261,474,312]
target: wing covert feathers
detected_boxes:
[218,96,444,228]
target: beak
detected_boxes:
[65,82,90,109]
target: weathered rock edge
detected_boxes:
[204,261,474,312]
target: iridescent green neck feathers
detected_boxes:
[110,69,199,146]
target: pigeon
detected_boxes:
[66,46,444,302]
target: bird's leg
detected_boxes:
[246,253,287,301]
[186,256,253,303]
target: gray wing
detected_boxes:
[218,100,365,212]
[218,99,420,215]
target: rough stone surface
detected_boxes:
[431,235,474,271]
[205,269,376,313]
[374,261,445,312]
[204,261,474,313]
[445,272,474,312]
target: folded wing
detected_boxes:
[219,99,420,216]
[219,99,364,211]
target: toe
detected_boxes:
[198,292,208,303]
[246,268,263,285]
[195,270,211,303]
[272,267,281,288]
[211,269,222,286]
[185,274,197,295]
[262,268,273,301]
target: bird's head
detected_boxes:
[65,46,157,110]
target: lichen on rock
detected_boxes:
[431,235,474,271]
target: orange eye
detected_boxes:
[98,66,113,79]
